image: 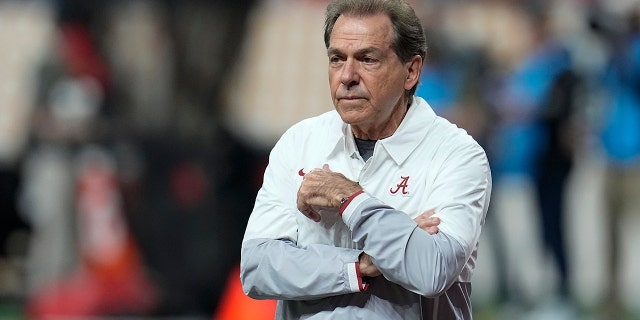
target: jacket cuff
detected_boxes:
[347,262,369,292]
[340,191,368,223]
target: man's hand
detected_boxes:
[414,209,440,235]
[297,164,361,222]
[358,252,382,277]
[359,209,440,277]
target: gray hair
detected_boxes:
[324,0,427,98]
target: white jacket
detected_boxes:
[241,97,492,319]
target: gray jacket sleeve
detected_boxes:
[240,238,364,300]
[345,200,467,297]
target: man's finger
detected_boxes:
[297,192,322,222]
[415,216,440,235]
[425,224,439,235]
[303,207,321,222]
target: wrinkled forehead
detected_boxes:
[329,13,395,49]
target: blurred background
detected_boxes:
[1,0,639,319]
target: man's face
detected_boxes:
[327,13,419,137]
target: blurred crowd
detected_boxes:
[1,0,262,318]
[1,0,639,319]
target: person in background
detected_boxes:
[597,8,640,319]
[527,8,579,309]
[240,0,492,318]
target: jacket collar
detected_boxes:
[326,96,437,165]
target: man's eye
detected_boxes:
[329,55,343,63]
[363,57,377,64]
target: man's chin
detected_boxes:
[337,109,367,124]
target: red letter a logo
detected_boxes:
[389,176,410,195]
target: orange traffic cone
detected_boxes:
[214,264,277,320]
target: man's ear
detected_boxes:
[404,55,423,91]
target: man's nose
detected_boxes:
[340,59,359,88]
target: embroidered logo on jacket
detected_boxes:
[298,168,306,177]
[389,176,410,195]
